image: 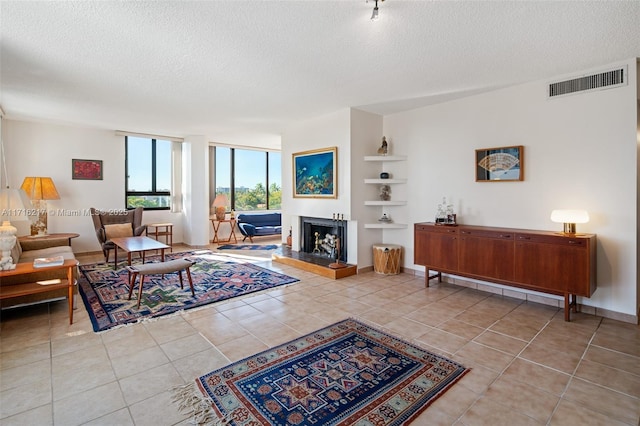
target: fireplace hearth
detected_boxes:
[300,216,347,263]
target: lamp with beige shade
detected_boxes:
[20,177,60,236]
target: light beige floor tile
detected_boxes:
[2,261,638,426]
[519,342,582,374]
[102,325,157,358]
[120,363,184,405]
[501,358,571,396]
[437,319,485,341]
[1,358,51,392]
[562,377,640,425]
[110,345,170,379]
[52,360,116,401]
[591,331,640,358]
[473,330,527,355]
[417,328,468,354]
[216,333,269,362]
[459,396,543,426]
[575,359,640,398]
[583,345,640,376]
[455,341,514,372]
[0,377,51,419]
[550,399,631,426]
[484,376,559,423]
[489,318,542,342]
[53,381,125,426]
[429,381,479,419]
[83,407,134,426]
[173,347,231,381]
[0,342,50,371]
[143,315,198,344]
[52,342,109,375]
[129,389,189,426]
[160,333,213,361]
[0,403,52,426]
[410,406,457,425]
[383,317,434,340]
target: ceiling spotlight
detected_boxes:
[368,0,384,21]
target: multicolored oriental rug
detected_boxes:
[217,244,279,250]
[173,318,469,425]
[78,250,299,332]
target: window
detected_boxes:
[213,147,281,212]
[126,136,171,209]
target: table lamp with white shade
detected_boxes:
[212,194,229,221]
[550,209,590,234]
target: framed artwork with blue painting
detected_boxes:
[292,147,337,198]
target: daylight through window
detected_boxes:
[126,136,172,209]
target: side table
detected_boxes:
[146,223,173,252]
[0,259,79,324]
[210,218,238,244]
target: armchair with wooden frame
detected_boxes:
[90,207,146,262]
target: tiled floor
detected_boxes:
[1,243,639,425]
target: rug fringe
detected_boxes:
[171,382,231,426]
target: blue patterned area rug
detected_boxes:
[173,318,469,425]
[217,244,279,250]
[78,250,299,332]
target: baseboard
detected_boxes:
[410,268,638,325]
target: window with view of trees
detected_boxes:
[126,136,171,209]
[214,147,281,212]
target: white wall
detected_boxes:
[382,58,638,318]
[349,108,384,268]
[2,120,185,253]
[281,109,355,261]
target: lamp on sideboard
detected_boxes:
[20,176,60,236]
[550,209,589,234]
[212,193,229,221]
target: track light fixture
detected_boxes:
[367,0,385,21]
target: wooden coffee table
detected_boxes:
[110,236,169,270]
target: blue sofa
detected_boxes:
[236,212,282,242]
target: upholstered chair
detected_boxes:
[90,207,146,261]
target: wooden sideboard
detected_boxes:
[414,222,597,321]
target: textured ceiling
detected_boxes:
[1,1,639,149]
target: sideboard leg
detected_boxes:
[563,293,579,322]
[425,270,441,288]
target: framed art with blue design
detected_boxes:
[292,147,337,198]
[475,145,524,182]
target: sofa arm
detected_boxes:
[238,223,256,237]
[20,238,69,251]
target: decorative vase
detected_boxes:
[286,227,292,247]
[380,172,389,179]
[0,220,18,270]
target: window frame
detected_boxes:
[125,136,171,210]
[213,146,281,212]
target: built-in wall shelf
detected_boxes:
[364,201,407,206]
[364,155,407,162]
[363,153,407,232]
[364,223,408,229]
[364,178,407,184]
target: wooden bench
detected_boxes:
[126,258,195,308]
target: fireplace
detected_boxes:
[300,216,347,263]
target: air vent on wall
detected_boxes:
[548,66,627,98]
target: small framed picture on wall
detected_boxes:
[72,159,103,180]
[475,146,523,182]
